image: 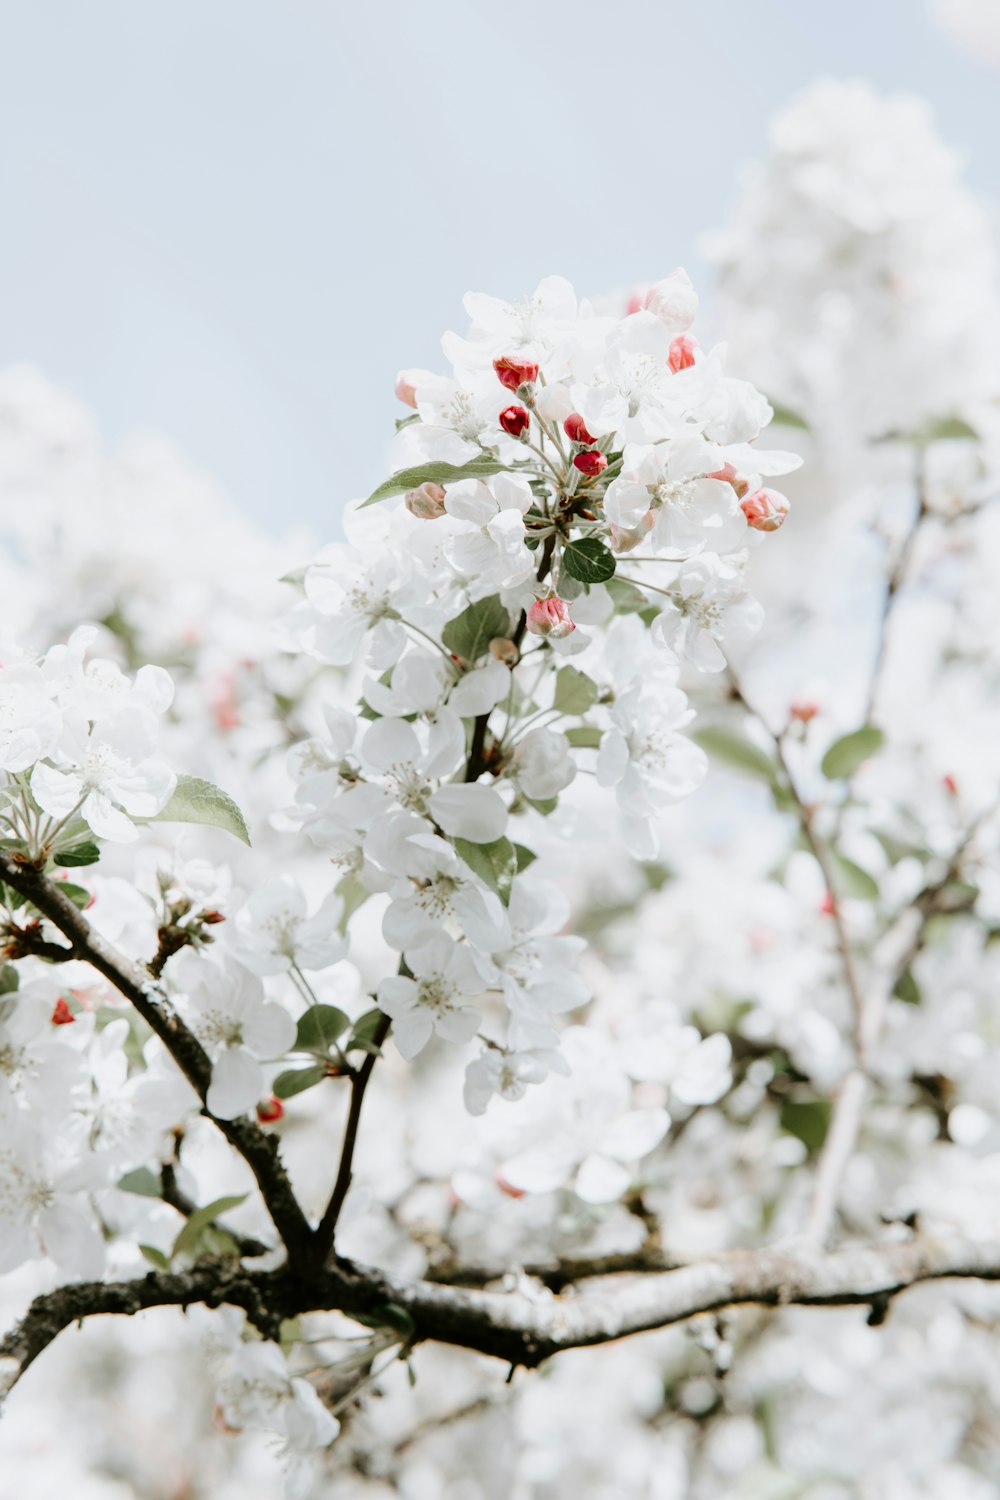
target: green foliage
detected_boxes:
[153,775,251,846]
[362,457,508,508]
[553,665,599,717]
[779,1096,832,1155]
[294,1004,350,1056]
[273,1064,330,1099]
[441,595,512,663]
[561,537,616,585]
[693,725,779,782]
[820,727,884,780]
[54,842,101,868]
[455,835,518,906]
[172,1194,247,1263]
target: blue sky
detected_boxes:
[1,0,997,532]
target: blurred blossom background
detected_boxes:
[0,0,997,531]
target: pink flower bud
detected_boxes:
[741,487,790,532]
[493,356,539,392]
[708,462,750,501]
[819,890,835,916]
[51,997,75,1026]
[790,701,820,724]
[257,1096,285,1124]
[943,773,959,796]
[668,334,698,372]
[526,596,575,639]
[573,449,608,477]
[404,481,448,520]
[499,404,530,438]
[394,370,420,408]
[564,411,596,445]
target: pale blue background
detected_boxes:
[0,0,997,531]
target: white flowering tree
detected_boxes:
[3,81,1000,1500]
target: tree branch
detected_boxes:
[0,855,315,1262]
[7,1233,1000,1399]
[313,1013,392,1260]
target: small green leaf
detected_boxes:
[780,1097,832,1155]
[347,1008,386,1054]
[553,666,599,717]
[821,727,884,780]
[172,1194,248,1262]
[139,1244,171,1271]
[334,873,369,934]
[525,795,558,816]
[831,853,880,902]
[273,1064,330,1099]
[561,537,616,585]
[0,964,19,995]
[153,775,251,846]
[565,725,603,749]
[118,1167,161,1198]
[54,842,101,868]
[694,726,778,781]
[362,457,508,508]
[441,595,512,663]
[294,1004,350,1056]
[877,414,978,446]
[767,401,810,431]
[512,843,537,872]
[454,836,518,907]
[59,882,92,910]
[605,576,648,614]
[894,968,921,1006]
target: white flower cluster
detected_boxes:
[287,272,793,1109]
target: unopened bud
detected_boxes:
[405,481,448,520]
[573,449,608,477]
[943,773,959,796]
[499,404,530,438]
[394,369,420,408]
[200,908,226,925]
[668,334,698,372]
[819,890,835,916]
[790,701,819,724]
[526,597,575,639]
[741,487,790,532]
[51,997,75,1026]
[564,411,596,445]
[708,462,750,501]
[493,356,539,393]
[489,637,520,666]
[256,1096,285,1124]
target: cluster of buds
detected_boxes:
[562,411,608,477]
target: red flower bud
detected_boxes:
[51,997,75,1026]
[201,908,226,925]
[573,449,608,477]
[493,356,539,393]
[819,890,835,916]
[526,597,575,639]
[741,487,790,533]
[564,412,596,445]
[256,1096,285,1124]
[499,404,530,438]
[668,334,698,372]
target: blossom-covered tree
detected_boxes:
[3,80,1000,1500]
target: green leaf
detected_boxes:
[693,726,778,781]
[118,1167,161,1198]
[894,968,921,1006]
[513,843,536,872]
[779,1097,831,1155]
[139,1244,171,1271]
[877,414,978,446]
[605,576,648,614]
[441,595,512,663]
[561,537,616,585]
[831,853,880,903]
[553,666,599,717]
[54,842,101,868]
[820,727,884,780]
[362,457,508,508]
[347,1008,387,1054]
[0,964,19,995]
[273,1064,330,1099]
[767,400,810,431]
[59,882,92,910]
[565,725,603,749]
[153,774,251,846]
[172,1194,248,1262]
[525,795,558,816]
[454,836,518,907]
[334,873,369,934]
[294,1004,350,1056]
